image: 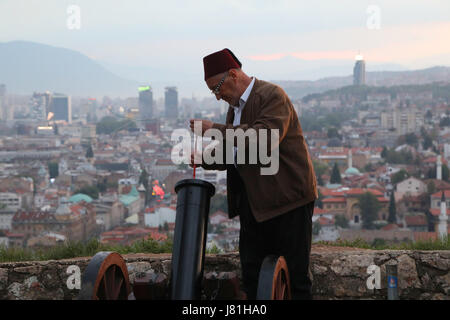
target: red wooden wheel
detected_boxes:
[78,251,132,300]
[256,255,291,300]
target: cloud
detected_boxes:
[244,21,450,66]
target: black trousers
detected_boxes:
[238,186,315,300]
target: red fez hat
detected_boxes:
[203,48,242,80]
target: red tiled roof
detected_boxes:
[13,211,55,222]
[319,188,345,197]
[431,190,450,198]
[210,210,228,217]
[313,207,330,215]
[381,224,399,231]
[424,157,447,164]
[414,232,438,241]
[429,208,450,216]
[405,215,427,226]
[100,237,124,243]
[5,232,24,238]
[345,188,384,196]
[318,217,335,226]
[143,232,168,242]
[123,228,150,236]
[70,204,84,216]
[322,197,346,203]
[145,207,156,213]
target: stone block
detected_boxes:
[0,268,8,290]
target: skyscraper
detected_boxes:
[30,91,52,121]
[50,94,72,123]
[353,54,366,86]
[138,86,153,123]
[165,86,178,119]
[0,84,6,121]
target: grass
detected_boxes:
[2,237,448,263]
[316,237,450,251]
[0,238,173,263]
[0,237,225,263]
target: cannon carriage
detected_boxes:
[78,179,291,300]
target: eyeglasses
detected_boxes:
[211,73,228,95]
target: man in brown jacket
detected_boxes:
[190,48,318,300]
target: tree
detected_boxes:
[312,221,321,236]
[85,144,94,158]
[388,192,397,223]
[428,164,450,181]
[358,192,381,229]
[96,117,137,134]
[330,163,341,184]
[48,162,59,179]
[427,181,436,195]
[363,163,374,172]
[423,135,433,150]
[97,179,107,193]
[334,215,349,228]
[439,117,450,128]
[381,146,388,159]
[210,194,228,214]
[74,186,99,199]
[317,174,324,186]
[391,169,409,184]
[327,127,341,139]
[316,189,324,209]
[404,133,418,147]
[312,160,328,187]
[443,164,450,182]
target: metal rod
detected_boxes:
[193,136,197,179]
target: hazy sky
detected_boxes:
[1,0,450,92]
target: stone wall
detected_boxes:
[0,246,448,300]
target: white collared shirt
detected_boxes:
[232,77,255,166]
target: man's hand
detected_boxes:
[190,119,213,135]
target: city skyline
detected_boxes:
[0,1,449,98]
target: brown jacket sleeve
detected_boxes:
[211,86,291,157]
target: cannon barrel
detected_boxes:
[171,178,215,300]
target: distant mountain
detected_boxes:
[275,66,450,100]
[1,41,449,100]
[0,41,140,98]
[244,55,408,81]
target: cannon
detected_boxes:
[78,178,291,300]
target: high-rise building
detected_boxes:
[30,92,52,121]
[0,84,8,121]
[353,55,366,86]
[50,94,72,123]
[380,105,424,135]
[138,86,153,125]
[86,98,98,123]
[165,86,178,119]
